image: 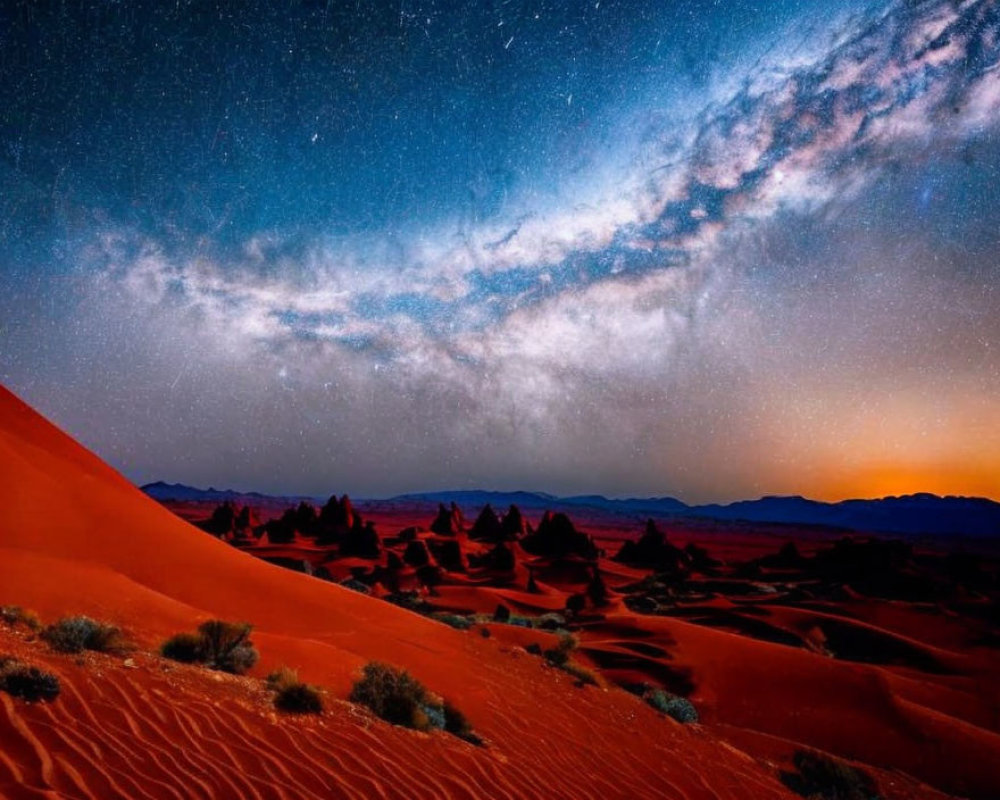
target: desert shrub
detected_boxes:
[543,633,577,667]
[0,606,42,631]
[443,700,483,745]
[561,662,600,687]
[0,659,60,702]
[160,632,204,663]
[350,662,433,730]
[539,633,600,686]
[781,750,880,800]
[525,643,543,656]
[644,689,698,723]
[421,702,447,730]
[197,620,258,674]
[160,620,258,674]
[265,665,324,714]
[41,616,128,654]
[536,613,567,631]
[431,612,472,631]
[266,665,300,692]
[274,682,324,714]
[480,627,491,638]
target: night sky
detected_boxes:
[1,0,999,502]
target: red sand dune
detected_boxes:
[0,385,805,798]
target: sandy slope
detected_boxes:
[0,386,795,799]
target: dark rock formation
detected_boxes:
[340,520,382,559]
[403,540,431,568]
[198,501,238,537]
[429,502,464,536]
[684,542,722,574]
[428,538,465,572]
[469,504,504,542]
[586,567,610,606]
[614,519,690,575]
[320,493,355,529]
[501,504,527,539]
[481,541,515,571]
[520,511,598,559]
[386,551,404,571]
[758,541,808,570]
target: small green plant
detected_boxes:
[265,666,323,714]
[198,620,258,673]
[543,633,577,667]
[0,606,42,631]
[350,661,434,730]
[41,616,129,654]
[266,665,300,692]
[160,632,204,663]
[561,661,601,687]
[430,612,472,631]
[350,662,480,743]
[0,657,60,702]
[643,689,698,723]
[444,700,483,745]
[538,633,600,687]
[274,682,324,714]
[780,750,881,800]
[160,620,258,674]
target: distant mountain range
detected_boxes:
[142,481,1000,538]
[141,481,320,506]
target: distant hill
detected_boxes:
[694,493,1000,537]
[388,490,689,517]
[141,481,322,506]
[142,482,1000,538]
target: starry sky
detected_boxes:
[1,0,999,503]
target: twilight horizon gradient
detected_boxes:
[1,0,998,503]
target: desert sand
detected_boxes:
[2,384,997,799]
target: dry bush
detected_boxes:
[0,657,60,702]
[41,616,129,654]
[0,606,42,631]
[160,620,258,674]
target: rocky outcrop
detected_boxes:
[614,519,690,575]
[520,511,598,560]
[429,502,464,536]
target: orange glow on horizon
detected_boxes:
[787,463,1000,503]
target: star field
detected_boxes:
[1,0,999,502]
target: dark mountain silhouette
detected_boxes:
[144,483,1000,538]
